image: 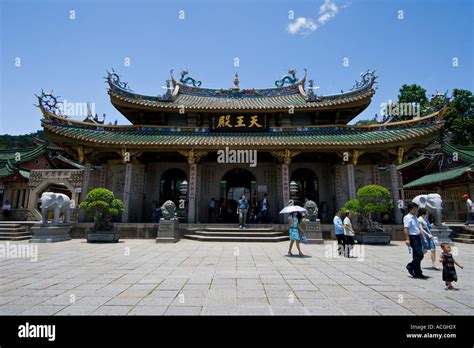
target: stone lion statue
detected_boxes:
[303,200,319,222]
[160,200,177,220]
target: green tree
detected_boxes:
[443,89,474,145]
[386,84,429,121]
[397,84,429,106]
[342,185,393,231]
[0,130,45,150]
[79,188,124,231]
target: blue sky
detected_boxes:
[1,0,473,135]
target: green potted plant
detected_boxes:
[342,184,393,244]
[79,188,124,243]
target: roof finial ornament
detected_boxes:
[233,72,240,91]
[275,69,298,87]
[180,69,202,87]
[351,69,378,90]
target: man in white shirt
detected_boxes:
[343,211,355,258]
[463,194,473,225]
[403,202,426,279]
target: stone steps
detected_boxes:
[452,237,474,244]
[183,226,289,242]
[0,223,31,241]
[203,227,274,232]
[457,233,474,239]
[193,230,284,237]
[446,225,474,244]
[184,234,289,242]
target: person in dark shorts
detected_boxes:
[440,243,464,290]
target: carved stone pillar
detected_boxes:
[281,159,291,207]
[99,164,107,187]
[389,164,403,224]
[270,150,300,223]
[188,159,197,223]
[18,189,25,208]
[346,164,356,200]
[372,164,380,185]
[122,163,133,222]
[334,164,345,210]
[179,150,207,223]
[78,164,92,222]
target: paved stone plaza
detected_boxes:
[0,239,473,316]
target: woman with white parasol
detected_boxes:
[280,205,306,257]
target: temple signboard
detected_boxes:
[210,114,267,132]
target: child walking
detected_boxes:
[440,243,464,290]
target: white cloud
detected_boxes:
[319,0,338,15]
[287,0,341,35]
[287,17,318,35]
[318,0,338,25]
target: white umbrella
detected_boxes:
[279,205,307,214]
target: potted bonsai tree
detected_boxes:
[342,184,393,244]
[79,188,124,243]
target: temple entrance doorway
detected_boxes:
[219,168,257,223]
[290,168,319,207]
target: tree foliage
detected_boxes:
[0,131,45,150]
[342,185,393,231]
[389,84,473,145]
[443,89,474,145]
[397,84,429,107]
[79,188,124,231]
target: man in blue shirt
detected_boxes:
[333,209,344,256]
[237,194,249,229]
[403,202,426,279]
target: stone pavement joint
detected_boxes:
[0,239,473,316]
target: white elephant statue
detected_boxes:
[412,193,443,226]
[39,192,72,224]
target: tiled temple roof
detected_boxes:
[107,69,377,112]
[397,143,474,171]
[404,164,474,188]
[41,109,444,150]
[0,160,30,179]
[0,143,49,164]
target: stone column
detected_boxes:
[346,164,356,200]
[187,158,198,223]
[78,164,92,222]
[389,164,403,224]
[122,163,133,222]
[18,189,25,208]
[99,164,107,188]
[281,158,291,206]
[24,189,30,209]
[372,164,380,185]
[334,165,345,209]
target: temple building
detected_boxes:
[399,142,474,222]
[34,68,445,225]
[0,140,83,220]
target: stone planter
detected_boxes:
[30,223,72,243]
[156,220,180,243]
[301,220,324,244]
[86,230,120,243]
[356,231,392,244]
